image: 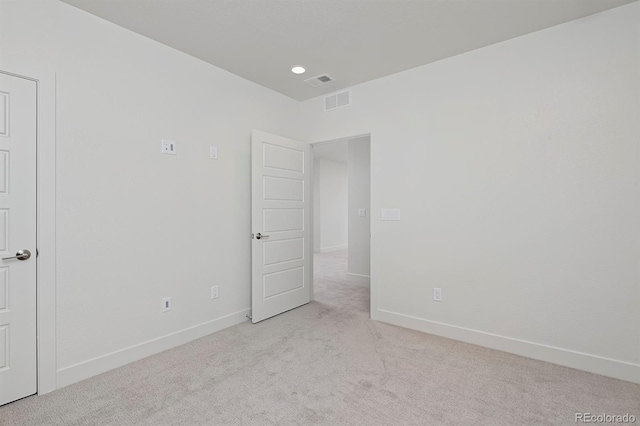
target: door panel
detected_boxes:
[263,209,303,232]
[263,143,304,172]
[264,238,304,266]
[0,73,37,406]
[251,130,312,323]
[263,267,304,299]
[0,92,8,136]
[263,176,304,201]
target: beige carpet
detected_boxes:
[1,250,638,425]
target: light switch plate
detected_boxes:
[210,146,218,159]
[381,208,401,221]
[162,297,172,312]
[433,288,442,302]
[161,139,177,155]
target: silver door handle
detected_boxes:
[255,233,270,240]
[3,249,32,261]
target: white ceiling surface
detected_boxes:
[61,0,636,101]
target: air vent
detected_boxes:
[324,89,351,112]
[304,74,335,87]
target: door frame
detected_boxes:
[310,133,375,319]
[0,61,57,395]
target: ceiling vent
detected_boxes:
[324,89,351,112]
[304,74,335,87]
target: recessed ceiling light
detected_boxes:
[291,66,306,74]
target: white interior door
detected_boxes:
[251,130,312,323]
[0,73,37,405]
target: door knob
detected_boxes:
[2,249,32,261]
[255,233,270,240]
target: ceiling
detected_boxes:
[61,0,636,101]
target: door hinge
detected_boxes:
[36,248,39,258]
[251,233,254,240]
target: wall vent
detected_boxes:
[305,74,335,87]
[324,90,351,112]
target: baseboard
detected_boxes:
[318,245,347,253]
[347,272,370,284]
[56,308,250,389]
[375,308,640,384]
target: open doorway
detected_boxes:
[312,135,371,315]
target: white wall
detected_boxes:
[313,157,348,252]
[313,163,322,252]
[347,137,371,279]
[298,3,640,383]
[2,0,638,389]
[0,0,303,387]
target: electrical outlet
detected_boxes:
[162,297,172,312]
[210,146,218,159]
[433,288,442,302]
[211,286,219,299]
[161,139,177,155]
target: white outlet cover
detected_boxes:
[161,139,177,155]
[358,208,367,217]
[210,146,218,159]
[211,285,219,299]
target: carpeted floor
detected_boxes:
[1,250,638,425]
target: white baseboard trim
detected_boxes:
[347,273,370,284]
[375,308,640,384]
[319,245,347,253]
[56,308,250,389]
